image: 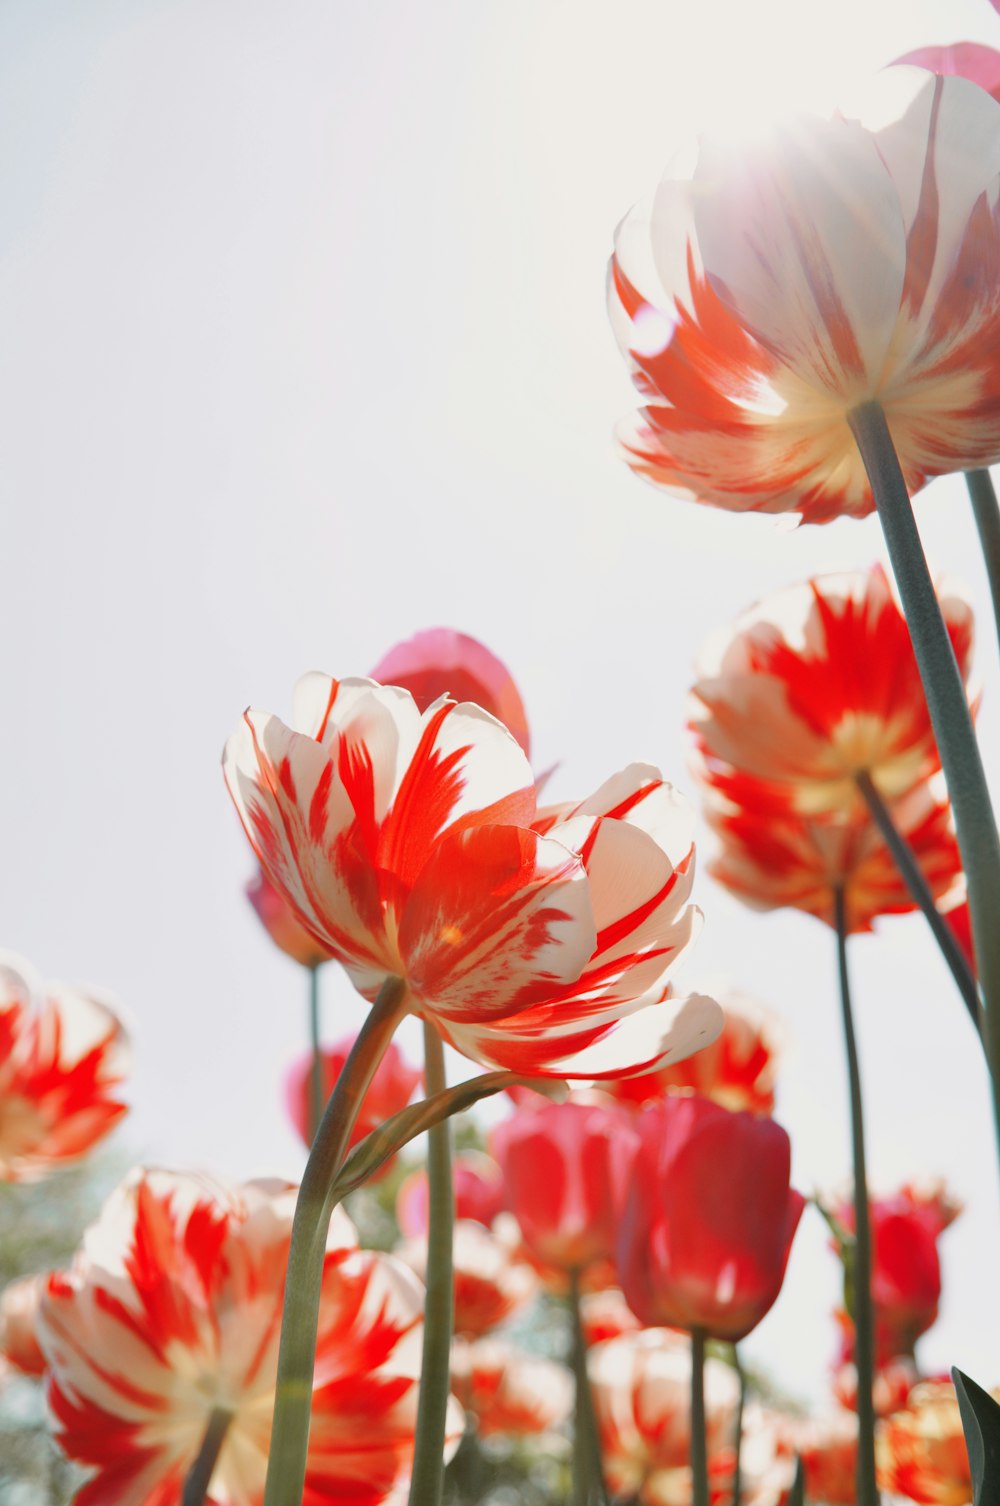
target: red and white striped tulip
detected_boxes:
[38,1169,458,1506]
[0,953,129,1183]
[610,69,1000,523]
[224,675,721,1079]
[690,567,976,820]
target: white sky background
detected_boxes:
[3,0,1000,1403]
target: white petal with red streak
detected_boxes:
[564,768,695,870]
[553,814,694,950]
[224,711,391,972]
[852,68,1000,320]
[292,675,425,819]
[412,698,536,831]
[693,115,906,394]
[446,988,722,1080]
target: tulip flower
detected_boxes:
[224,675,720,1079]
[246,866,335,968]
[579,1286,642,1348]
[601,988,780,1117]
[690,567,975,821]
[371,627,531,758]
[609,68,1000,524]
[450,1336,573,1438]
[704,781,963,935]
[897,43,1000,105]
[399,1218,538,1338]
[588,1328,740,1506]
[833,1354,918,1420]
[877,1380,990,1504]
[787,1412,859,1506]
[284,1034,422,1157]
[833,1184,960,1365]
[0,953,129,1183]
[617,1096,804,1342]
[491,1098,638,1275]
[396,1150,505,1236]
[37,1169,459,1506]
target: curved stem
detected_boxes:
[834,888,879,1506]
[263,976,410,1506]
[308,965,323,1144]
[569,1268,607,1506]
[731,1346,745,1506]
[183,1407,233,1506]
[966,469,1000,659]
[850,402,1000,1167]
[408,1023,454,1506]
[855,772,981,1031]
[690,1328,709,1506]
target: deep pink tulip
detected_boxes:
[284,1034,422,1157]
[897,44,1000,105]
[491,1099,639,1274]
[617,1096,804,1340]
[371,628,531,757]
[835,1184,960,1364]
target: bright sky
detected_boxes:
[3,0,1000,1403]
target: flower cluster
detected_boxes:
[8,30,1000,1506]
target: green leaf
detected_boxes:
[952,1367,1000,1506]
[329,1070,567,1197]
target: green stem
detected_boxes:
[408,1023,455,1506]
[834,887,879,1506]
[569,1268,607,1506]
[966,469,1000,659]
[308,965,324,1144]
[690,1328,709,1506]
[731,1345,745,1506]
[183,1407,233,1506]
[263,976,409,1506]
[855,771,981,1031]
[850,402,1000,1167]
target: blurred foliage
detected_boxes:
[0,1150,125,1506]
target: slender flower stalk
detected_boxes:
[690,1328,709,1506]
[854,772,980,1030]
[967,468,1000,660]
[569,1269,607,1506]
[308,966,323,1143]
[833,886,879,1506]
[407,1024,454,1506]
[263,976,410,1506]
[731,1346,745,1506]
[849,401,1000,1162]
[182,1408,233,1506]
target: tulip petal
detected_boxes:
[397,825,594,1023]
[692,115,906,395]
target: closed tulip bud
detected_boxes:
[617,1096,804,1341]
[834,1184,959,1364]
[491,1098,639,1275]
